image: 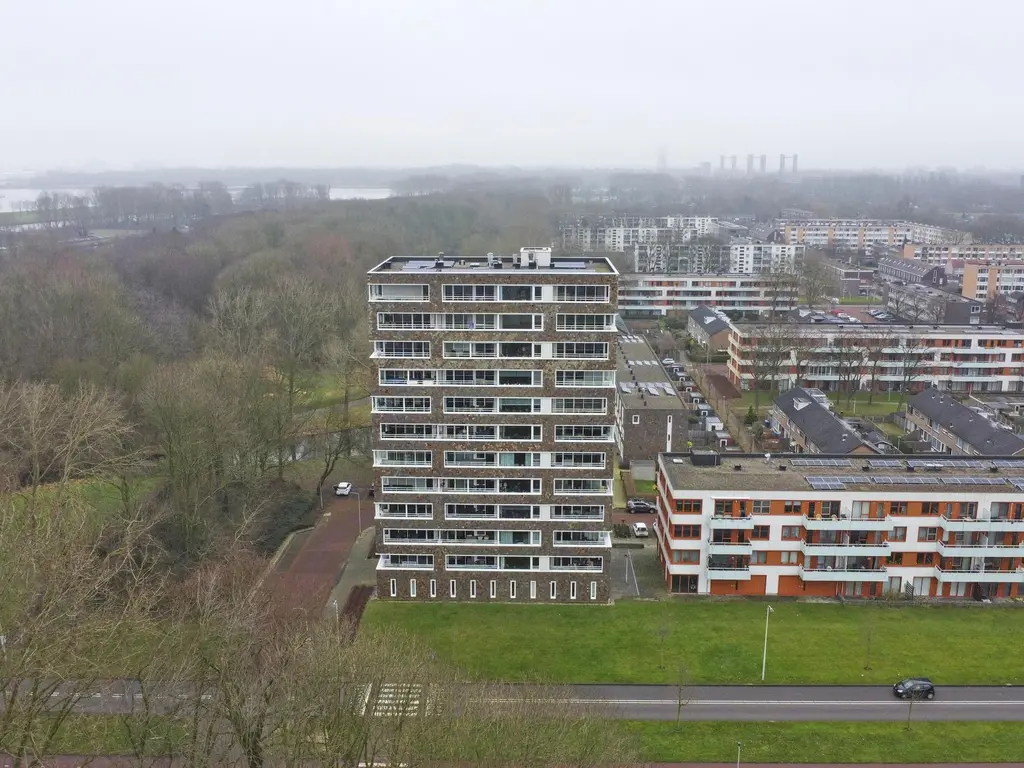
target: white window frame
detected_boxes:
[489,580,497,599]
[554,425,614,442]
[470,579,478,599]
[590,581,598,600]
[550,581,558,599]
[373,340,431,359]
[509,580,517,599]
[389,579,397,597]
[372,396,431,413]
[555,370,615,388]
[409,579,417,598]
[429,579,437,598]
[632,414,641,425]
[449,579,457,598]
[570,581,577,600]
[556,313,614,331]
[552,397,608,414]
[553,342,609,360]
[369,284,429,302]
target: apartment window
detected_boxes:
[751,500,770,515]
[554,531,607,545]
[429,579,437,598]
[555,285,610,302]
[530,580,537,600]
[781,526,801,540]
[469,580,477,599]
[553,397,607,414]
[783,501,801,514]
[890,502,908,516]
[499,314,542,330]
[499,397,540,414]
[554,478,610,495]
[552,452,606,469]
[752,525,770,539]
[556,313,613,331]
[922,502,940,516]
[498,370,542,386]
[445,396,495,413]
[676,499,702,514]
[372,396,431,413]
[444,284,496,302]
[677,550,699,563]
[570,581,578,600]
[377,312,433,330]
[489,580,497,599]
[554,342,609,359]
[509,580,517,599]
[498,424,542,440]
[409,579,417,598]
[501,285,541,302]
[752,551,768,564]
[961,502,978,519]
[555,424,613,441]
[449,580,457,598]
[918,527,938,542]
[499,342,539,359]
[681,525,701,538]
[369,284,429,301]
[555,370,615,388]
[389,579,397,598]
[632,415,640,425]
[376,503,433,519]
[590,581,597,600]
[550,581,558,599]
[889,526,906,542]
[552,505,604,520]
[374,341,430,358]
[916,552,934,566]
[374,450,432,467]
[780,551,798,564]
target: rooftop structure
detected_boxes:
[770,387,876,455]
[369,248,615,274]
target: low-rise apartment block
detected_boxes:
[727,321,1024,395]
[655,451,1024,599]
[368,248,617,603]
[770,388,877,455]
[561,215,719,253]
[961,262,1024,302]
[877,256,945,286]
[905,389,1024,456]
[613,333,688,467]
[780,219,962,250]
[618,273,799,318]
[633,241,803,275]
[904,244,1024,266]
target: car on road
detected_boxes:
[893,678,935,700]
[627,498,656,513]
[661,358,676,365]
[333,481,353,496]
[632,522,649,538]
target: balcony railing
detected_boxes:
[800,566,887,581]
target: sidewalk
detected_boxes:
[324,524,378,621]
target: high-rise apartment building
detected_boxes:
[368,248,617,603]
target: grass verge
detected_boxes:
[363,601,1024,685]
[627,720,1024,763]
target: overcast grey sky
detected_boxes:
[2,0,1022,172]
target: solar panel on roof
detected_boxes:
[1010,478,1024,491]
[807,476,848,490]
[908,458,989,469]
[992,460,1024,469]
[791,458,853,467]
[868,459,904,468]
[941,477,1007,486]
[553,261,586,269]
[871,476,931,484]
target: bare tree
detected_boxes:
[832,331,866,406]
[894,335,932,411]
[745,321,797,408]
[862,330,896,405]
[924,295,948,324]
[799,256,837,310]
[675,662,691,729]
[884,285,909,321]
[763,261,799,317]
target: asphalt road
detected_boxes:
[568,684,1024,721]
[28,682,1024,722]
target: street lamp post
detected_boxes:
[761,604,774,682]
[736,741,742,768]
[351,491,362,531]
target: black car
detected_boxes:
[627,499,656,514]
[893,678,935,700]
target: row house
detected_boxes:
[655,452,1024,599]
[726,321,1024,395]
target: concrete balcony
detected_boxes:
[940,516,1024,532]
[934,566,1024,583]
[801,541,890,557]
[938,542,1024,557]
[804,514,891,531]
[708,541,754,556]
[709,515,755,530]
[707,566,752,581]
[800,566,887,582]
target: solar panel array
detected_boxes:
[1010,479,1024,491]
[941,477,1007,486]
[870,476,934,485]
[908,458,989,469]
[868,459,903,468]
[791,458,853,467]
[806,476,848,491]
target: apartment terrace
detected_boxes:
[369,254,616,274]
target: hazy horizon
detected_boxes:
[3,0,1023,173]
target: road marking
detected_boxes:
[476,698,1024,707]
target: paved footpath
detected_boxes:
[5,760,1020,768]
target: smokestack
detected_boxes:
[746,154,754,175]
[731,155,737,171]
[760,154,767,173]
[779,154,786,174]
[792,154,799,174]
[719,155,726,170]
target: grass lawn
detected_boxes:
[300,374,369,411]
[737,390,906,419]
[626,721,1024,763]
[363,601,1024,685]
[632,479,656,495]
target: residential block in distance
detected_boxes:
[368,248,617,603]
[779,219,962,249]
[655,451,1024,599]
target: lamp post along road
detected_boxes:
[761,605,774,682]
[736,741,742,768]
[351,491,362,531]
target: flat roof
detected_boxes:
[369,254,617,275]
[659,452,1024,493]
[615,334,687,411]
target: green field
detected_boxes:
[627,721,1024,763]
[363,601,1024,685]
[738,390,905,418]
[632,479,657,495]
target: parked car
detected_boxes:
[661,358,676,365]
[333,481,353,496]
[893,678,935,700]
[632,522,649,538]
[627,499,656,513]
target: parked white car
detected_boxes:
[334,481,353,496]
[632,522,649,538]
